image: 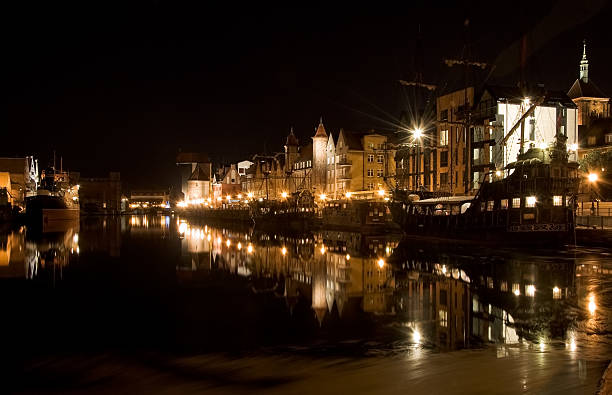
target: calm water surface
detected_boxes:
[1,215,611,394]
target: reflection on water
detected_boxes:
[0,223,79,280]
[2,215,612,392]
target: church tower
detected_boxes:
[284,127,299,172]
[568,39,610,127]
[312,117,328,194]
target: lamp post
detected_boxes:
[413,128,423,191]
[588,173,598,215]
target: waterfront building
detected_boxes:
[242,154,286,200]
[312,118,328,195]
[213,163,242,201]
[0,156,38,208]
[470,84,578,191]
[78,172,121,214]
[129,189,170,208]
[186,163,212,203]
[176,152,210,201]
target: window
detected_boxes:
[487,277,493,289]
[308,160,311,167]
[368,143,374,150]
[526,196,536,208]
[367,169,374,177]
[512,283,520,296]
[500,281,508,292]
[526,284,535,297]
[440,109,448,121]
[553,196,562,206]
[377,169,384,177]
[501,199,509,210]
[588,136,596,146]
[473,148,480,160]
[487,201,494,211]
[605,133,612,144]
[377,154,384,163]
[368,154,374,163]
[512,197,521,208]
[480,202,486,211]
[440,172,448,186]
[440,130,449,146]
[553,287,562,299]
[367,183,375,190]
[440,151,449,167]
[439,309,448,327]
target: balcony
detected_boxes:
[337,158,352,166]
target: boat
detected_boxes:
[25,163,79,227]
[390,126,580,245]
[319,197,400,232]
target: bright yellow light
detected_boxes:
[281,192,288,199]
[523,97,531,106]
[378,189,385,197]
[226,239,231,247]
[217,237,222,244]
[73,233,79,243]
[237,194,242,199]
[570,339,577,351]
[247,244,253,253]
[413,330,421,343]
[281,247,287,256]
[538,142,547,150]
[377,258,385,268]
[569,143,578,151]
[495,170,502,177]
[413,129,423,139]
[320,245,325,254]
[207,234,211,241]
[345,192,352,198]
[526,284,536,297]
[526,196,537,206]
[237,242,242,250]
[226,195,231,201]
[247,192,253,198]
[207,197,212,203]
[217,196,222,202]
[514,289,520,296]
[588,173,598,183]
[179,222,187,234]
[442,265,447,274]
[319,194,326,200]
[588,294,596,315]
[345,254,350,261]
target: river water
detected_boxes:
[1,215,611,394]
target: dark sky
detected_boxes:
[4,0,611,190]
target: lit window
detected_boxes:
[553,196,562,206]
[605,133,612,144]
[439,309,448,327]
[368,154,374,163]
[512,283,520,296]
[501,199,509,210]
[377,154,384,163]
[553,286,562,300]
[500,281,508,292]
[588,136,596,146]
[367,169,374,177]
[440,130,449,146]
[512,198,521,208]
[487,277,493,288]
[487,201,494,211]
[481,202,486,211]
[526,196,536,208]
[377,169,384,177]
[526,284,535,297]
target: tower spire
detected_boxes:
[580,39,589,83]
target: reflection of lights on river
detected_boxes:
[178,222,187,234]
[570,339,577,351]
[73,233,79,243]
[377,258,385,268]
[207,234,211,241]
[217,237,222,244]
[281,247,287,256]
[345,254,350,261]
[237,242,242,250]
[441,265,447,274]
[588,294,596,315]
[413,330,421,343]
[320,245,325,254]
[247,244,253,253]
[226,239,231,247]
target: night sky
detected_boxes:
[4,1,611,190]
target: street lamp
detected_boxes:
[412,128,423,191]
[588,173,598,215]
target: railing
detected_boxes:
[337,158,352,166]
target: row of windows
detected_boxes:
[367,154,385,163]
[480,196,565,211]
[293,160,312,170]
[367,169,385,177]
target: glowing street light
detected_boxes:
[377,258,385,268]
[377,189,385,197]
[281,191,288,199]
[319,193,326,201]
[247,244,253,253]
[412,128,423,140]
[588,173,598,183]
[247,192,254,199]
[281,247,287,256]
[345,192,352,199]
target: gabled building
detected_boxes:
[176,152,210,201]
[186,163,212,203]
[0,156,38,207]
